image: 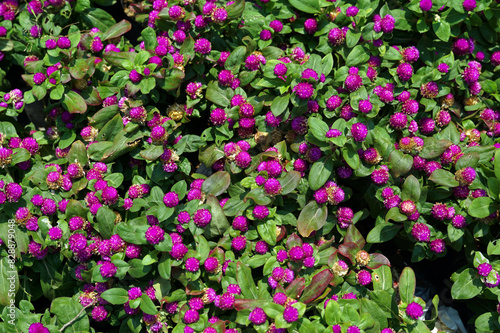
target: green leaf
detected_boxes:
[237,262,259,299]
[468,197,497,218]
[50,297,90,332]
[225,46,246,70]
[428,169,459,187]
[299,269,333,303]
[67,140,88,166]
[62,90,87,114]
[288,0,320,14]
[372,265,393,291]
[159,68,184,91]
[202,171,231,196]
[11,148,31,165]
[0,256,19,306]
[297,201,328,237]
[97,114,123,142]
[80,8,116,31]
[257,219,277,246]
[487,240,500,256]
[399,267,416,304]
[367,223,401,243]
[103,19,132,40]
[325,298,341,325]
[96,206,115,239]
[226,0,245,20]
[384,46,403,61]
[494,150,500,181]
[204,195,230,239]
[345,29,361,48]
[271,94,290,117]
[419,138,451,159]
[360,299,389,328]
[388,150,413,177]
[451,268,483,300]
[433,20,451,42]
[140,145,164,161]
[401,175,421,202]
[206,81,231,107]
[140,293,158,315]
[308,158,333,191]
[100,288,129,304]
[342,146,360,170]
[0,38,13,52]
[475,312,500,332]
[279,171,301,194]
[308,117,329,141]
[346,45,370,67]
[455,152,479,169]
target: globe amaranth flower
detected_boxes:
[455,167,476,186]
[100,261,117,278]
[420,81,439,98]
[411,223,430,242]
[269,20,283,32]
[293,82,314,99]
[357,270,372,286]
[145,225,165,245]
[478,263,493,277]
[328,28,345,46]
[283,306,299,323]
[231,235,247,251]
[351,123,368,141]
[194,209,211,227]
[248,307,266,325]
[371,165,389,185]
[406,302,423,319]
[419,0,432,11]
[389,112,408,129]
[253,205,269,219]
[194,38,211,54]
[304,18,318,34]
[491,51,500,67]
[345,73,363,92]
[397,63,413,82]
[463,0,476,11]
[430,239,445,253]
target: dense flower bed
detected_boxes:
[0,0,499,332]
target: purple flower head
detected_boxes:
[419,0,432,11]
[293,82,314,99]
[304,18,318,34]
[346,6,359,17]
[411,223,430,242]
[406,302,423,319]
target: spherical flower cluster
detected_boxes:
[293,82,314,99]
[194,209,212,227]
[249,307,266,325]
[411,223,430,242]
[283,306,299,323]
[145,225,165,245]
[406,302,424,319]
[351,123,368,141]
[397,63,413,82]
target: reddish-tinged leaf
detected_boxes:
[234,299,268,311]
[103,19,132,40]
[276,225,287,242]
[338,242,360,265]
[297,201,328,238]
[202,171,231,196]
[286,233,303,250]
[366,253,391,270]
[345,225,365,249]
[299,269,333,304]
[285,277,305,299]
[62,90,87,114]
